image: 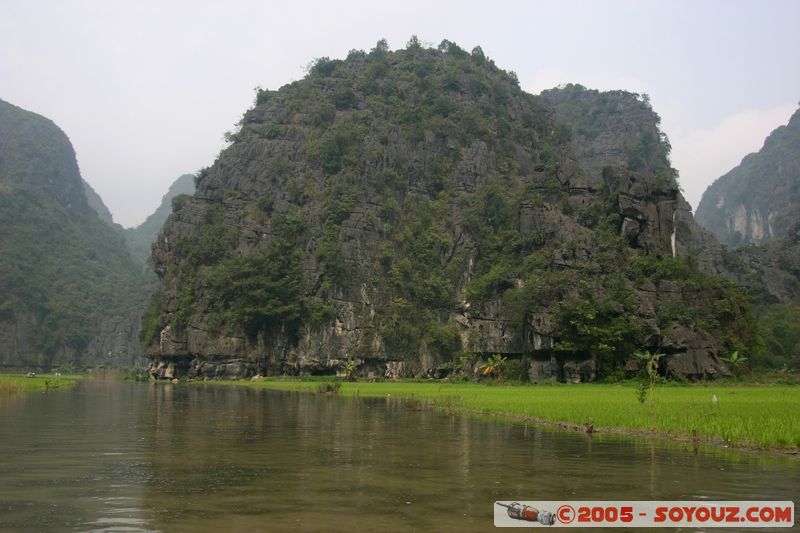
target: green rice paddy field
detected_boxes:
[235,380,800,452]
[0,374,78,394]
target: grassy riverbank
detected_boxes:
[0,374,80,394]
[228,379,800,452]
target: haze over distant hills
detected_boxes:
[80,173,197,269]
[696,107,800,248]
[123,174,195,268]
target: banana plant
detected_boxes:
[724,350,747,367]
[480,354,507,379]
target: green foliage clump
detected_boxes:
[466,263,515,303]
[500,357,530,383]
[633,350,663,405]
[140,289,164,345]
[627,254,694,281]
[316,381,341,394]
[305,119,365,175]
[229,212,325,340]
[203,242,305,341]
[176,204,239,268]
[171,194,191,213]
[463,180,520,276]
[553,279,642,374]
[754,303,800,370]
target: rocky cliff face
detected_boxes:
[144,43,752,381]
[696,107,800,248]
[0,98,146,369]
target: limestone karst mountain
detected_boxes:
[143,41,755,381]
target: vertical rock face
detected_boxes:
[144,43,751,380]
[0,98,145,369]
[540,86,687,258]
[696,107,800,248]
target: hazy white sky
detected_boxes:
[1,0,798,227]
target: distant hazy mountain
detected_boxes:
[124,173,195,267]
[81,179,115,224]
[695,107,800,247]
[0,98,145,369]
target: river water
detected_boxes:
[0,380,797,532]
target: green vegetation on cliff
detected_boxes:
[0,99,144,369]
[145,40,758,380]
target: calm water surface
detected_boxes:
[0,380,797,532]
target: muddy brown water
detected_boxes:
[0,380,797,532]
